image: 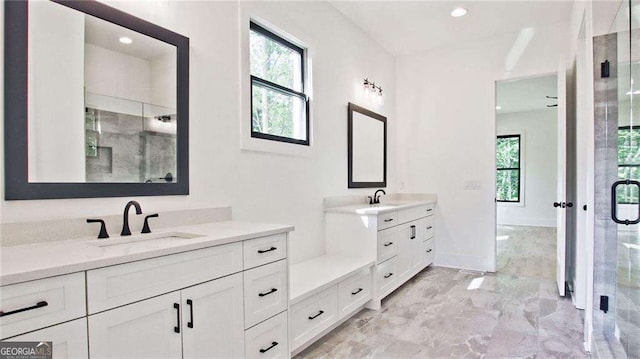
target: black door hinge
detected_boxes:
[600,295,609,313]
[601,60,610,78]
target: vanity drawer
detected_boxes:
[244,259,288,329]
[337,267,372,319]
[245,311,288,359]
[423,239,435,266]
[3,318,89,358]
[87,242,243,314]
[377,211,398,231]
[398,205,432,224]
[424,216,435,240]
[243,233,287,270]
[0,272,86,339]
[377,256,398,297]
[290,285,337,351]
[376,227,397,264]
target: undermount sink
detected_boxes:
[88,231,205,249]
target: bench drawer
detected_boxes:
[337,268,372,319]
[290,285,337,351]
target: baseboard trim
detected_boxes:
[497,217,556,227]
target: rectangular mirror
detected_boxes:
[347,103,387,188]
[5,0,189,199]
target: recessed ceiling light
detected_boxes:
[119,36,133,45]
[451,8,468,17]
[496,106,502,110]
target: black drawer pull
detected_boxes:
[258,288,278,297]
[351,288,363,295]
[173,303,180,333]
[0,301,48,317]
[258,247,277,254]
[384,218,394,222]
[426,208,433,212]
[426,249,433,253]
[384,273,393,279]
[308,310,324,320]
[410,225,416,239]
[383,242,393,247]
[259,341,279,353]
[187,299,194,328]
[427,226,433,230]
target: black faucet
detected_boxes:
[121,200,143,236]
[373,189,386,204]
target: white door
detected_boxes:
[181,273,244,359]
[556,66,567,297]
[89,292,183,359]
[7,318,88,359]
[396,222,415,281]
[412,218,428,271]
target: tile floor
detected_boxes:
[295,225,588,358]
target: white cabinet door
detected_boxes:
[181,273,245,359]
[396,222,413,282]
[412,218,429,271]
[6,318,88,359]
[88,292,182,359]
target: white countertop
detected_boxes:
[324,199,436,215]
[0,221,294,286]
[289,255,374,305]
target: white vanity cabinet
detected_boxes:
[1,227,292,359]
[326,202,435,308]
[89,273,245,359]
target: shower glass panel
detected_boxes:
[616,0,640,355]
[599,0,640,357]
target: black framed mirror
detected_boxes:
[4,0,189,200]
[347,103,387,188]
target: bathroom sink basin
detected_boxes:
[88,231,205,250]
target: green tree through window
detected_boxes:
[617,126,640,204]
[496,135,521,202]
[250,22,309,145]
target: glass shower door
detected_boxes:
[615,1,640,354]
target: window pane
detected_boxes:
[618,128,640,165]
[496,137,520,169]
[496,169,519,201]
[250,29,302,92]
[251,83,306,141]
[617,166,640,203]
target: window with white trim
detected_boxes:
[249,22,309,145]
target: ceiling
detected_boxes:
[496,75,557,114]
[85,14,174,61]
[328,1,575,57]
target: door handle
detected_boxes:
[553,202,561,208]
[410,225,416,239]
[186,299,194,328]
[612,180,640,225]
[566,202,573,208]
[173,303,180,333]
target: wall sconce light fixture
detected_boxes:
[364,78,383,97]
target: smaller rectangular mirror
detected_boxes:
[348,103,387,188]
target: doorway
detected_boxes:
[494,75,561,281]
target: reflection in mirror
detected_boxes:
[27,0,177,183]
[348,103,387,188]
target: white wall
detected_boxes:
[497,109,558,227]
[85,43,152,104]
[0,1,396,265]
[27,1,85,183]
[396,22,569,272]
